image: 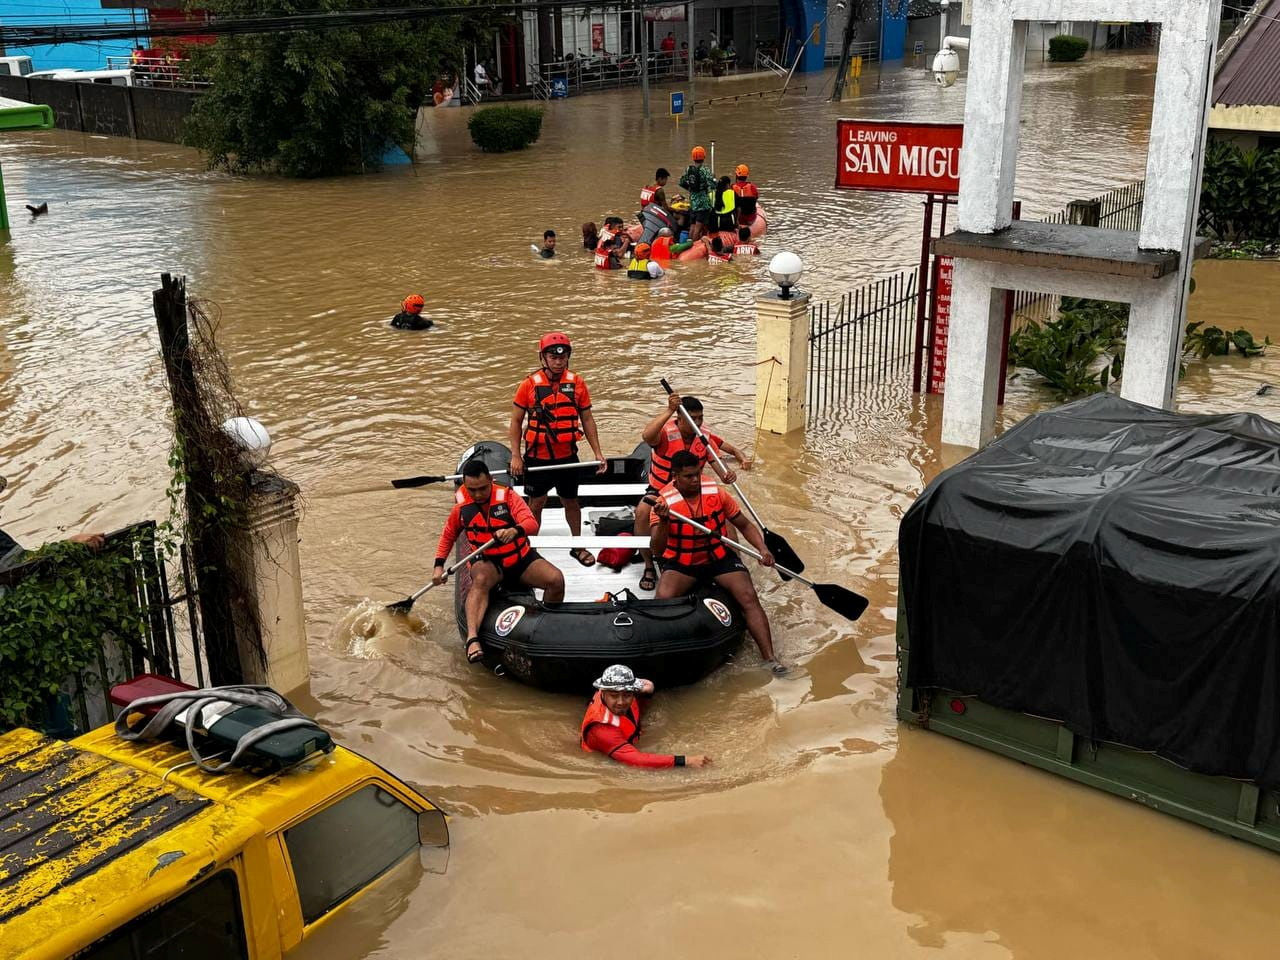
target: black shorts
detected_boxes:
[660,553,747,581]
[692,209,713,227]
[521,453,584,499]
[472,549,542,590]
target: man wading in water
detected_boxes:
[650,450,785,672]
[580,664,711,768]
[509,332,608,567]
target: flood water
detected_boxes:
[4,54,1280,957]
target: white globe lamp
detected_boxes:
[768,251,804,300]
[222,416,272,470]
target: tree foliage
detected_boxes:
[184,0,488,177]
[1199,140,1280,242]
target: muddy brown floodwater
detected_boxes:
[4,54,1280,957]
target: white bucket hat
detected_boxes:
[593,664,645,692]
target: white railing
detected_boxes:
[105,54,209,88]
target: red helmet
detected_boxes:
[538,331,572,357]
[402,294,425,313]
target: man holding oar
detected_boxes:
[433,460,564,664]
[509,331,608,568]
[650,450,784,672]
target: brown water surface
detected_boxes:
[4,55,1280,957]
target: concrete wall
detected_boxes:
[0,74,198,143]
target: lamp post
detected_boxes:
[768,251,804,299]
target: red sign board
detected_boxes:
[928,256,954,394]
[591,22,605,51]
[835,119,964,195]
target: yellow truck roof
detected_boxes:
[0,725,425,959]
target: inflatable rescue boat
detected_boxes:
[627,205,768,263]
[451,441,746,692]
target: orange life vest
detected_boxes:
[734,242,759,257]
[707,247,732,264]
[522,369,584,459]
[640,184,658,207]
[594,246,615,269]
[648,419,719,489]
[732,180,759,223]
[454,484,531,569]
[580,690,642,752]
[658,479,732,566]
[651,235,672,264]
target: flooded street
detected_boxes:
[5,53,1280,956]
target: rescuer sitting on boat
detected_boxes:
[434,459,565,664]
[580,664,711,769]
[651,451,782,670]
[509,332,608,567]
[634,393,750,591]
[391,294,432,330]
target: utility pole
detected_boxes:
[830,0,864,101]
[640,0,651,118]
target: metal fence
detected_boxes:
[807,267,919,422]
[1011,179,1146,325]
[0,520,205,736]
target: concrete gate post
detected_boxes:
[940,259,1006,449]
[228,473,311,694]
[755,291,810,435]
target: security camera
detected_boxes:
[932,48,960,86]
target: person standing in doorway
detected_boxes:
[509,332,608,567]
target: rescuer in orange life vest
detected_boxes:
[634,391,751,591]
[651,449,784,672]
[509,332,608,567]
[580,664,711,768]
[434,459,565,664]
[639,168,669,210]
[731,163,759,226]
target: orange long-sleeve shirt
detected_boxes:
[435,485,539,565]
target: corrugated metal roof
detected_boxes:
[1215,0,1280,107]
[0,729,210,924]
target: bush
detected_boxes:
[467,106,544,153]
[1199,140,1280,241]
[1048,35,1089,62]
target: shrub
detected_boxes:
[1048,35,1089,62]
[468,106,544,153]
[1199,140,1280,241]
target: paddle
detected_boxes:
[668,511,869,622]
[386,539,496,613]
[390,460,604,490]
[659,379,805,580]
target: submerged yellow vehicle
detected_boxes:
[0,715,448,960]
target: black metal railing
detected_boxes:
[807,267,919,422]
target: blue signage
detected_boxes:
[551,77,568,98]
[670,91,685,116]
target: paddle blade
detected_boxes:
[385,597,416,614]
[391,475,447,489]
[812,582,869,622]
[763,529,804,581]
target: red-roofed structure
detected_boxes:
[1211,0,1280,150]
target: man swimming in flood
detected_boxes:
[390,294,432,330]
[580,664,711,768]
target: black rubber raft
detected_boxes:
[452,441,745,692]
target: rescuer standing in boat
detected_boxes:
[434,459,565,664]
[679,146,716,241]
[580,664,711,768]
[509,332,608,567]
[651,451,783,671]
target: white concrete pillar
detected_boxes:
[941,260,1006,448]
[755,291,810,435]
[228,473,310,695]
[955,5,1027,234]
[1120,274,1183,409]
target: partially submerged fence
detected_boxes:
[807,267,918,422]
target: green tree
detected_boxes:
[184,0,489,177]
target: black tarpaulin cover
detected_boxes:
[901,393,1280,787]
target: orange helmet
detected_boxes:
[635,242,652,257]
[691,146,706,161]
[402,294,425,313]
[735,164,749,177]
[539,331,572,357]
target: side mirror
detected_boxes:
[418,808,450,875]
